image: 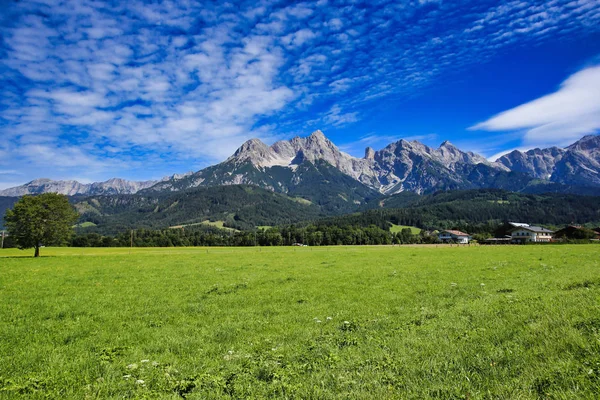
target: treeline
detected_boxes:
[321,189,600,234]
[66,188,600,236]
[69,224,438,248]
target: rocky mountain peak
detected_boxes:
[567,134,600,152]
[496,135,600,184]
[103,178,125,185]
[437,141,460,157]
[364,147,375,160]
[228,138,282,167]
[234,138,269,154]
[308,130,326,140]
[30,178,53,185]
[388,139,426,153]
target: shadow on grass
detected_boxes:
[0,255,59,258]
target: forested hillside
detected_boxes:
[317,189,600,234]
[74,185,323,234]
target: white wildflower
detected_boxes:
[141,359,149,363]
[135,379,145,385]
[126,363,138,370]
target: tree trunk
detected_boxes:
[34,246,40,257]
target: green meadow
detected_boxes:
[1,245,599,399]
[388,224,422,235]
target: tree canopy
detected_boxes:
[4,193,79,257]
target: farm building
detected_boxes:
[483,235,512,244]
[554,226,600,240]
[509,225,554,243]
[438,230,471,244]
[494,222,531,238]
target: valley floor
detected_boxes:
[1,245,599,398]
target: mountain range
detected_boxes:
[144,131,600,201]
[2,131,600,201]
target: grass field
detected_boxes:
[389,224,422,234]
[169,220,238,232]
[1,245,599,399]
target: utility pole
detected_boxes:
[1,230,5,249]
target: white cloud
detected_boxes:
[1,0,600,185]
[470,65,600,147]
[281,29,317,48]
[323,104,358,127]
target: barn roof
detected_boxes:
[509,225,554,234]
[440,230,470,237]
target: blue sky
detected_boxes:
[1,0,599,188]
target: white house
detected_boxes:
[509,225,554,243]
[438,230,471,244]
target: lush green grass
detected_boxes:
[1,245,599,399]
[389,223,422,234]
[169,220,238,232]
[74,221,97,228]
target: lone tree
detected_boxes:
[4,193,79,257]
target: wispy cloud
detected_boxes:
[471,65,600,148]
[323,104,359,127]
[0,0,599,183]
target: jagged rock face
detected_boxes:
[496,135,600,186]
[497,147,565,179]
[435,141,503,171]
[222,130,380,189]
[154,130,522,196]
[369,139,508,194]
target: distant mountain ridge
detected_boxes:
[1,132,599,200]
[0,173,194,197]
[496,135,600,187]
[0,178,160,197]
